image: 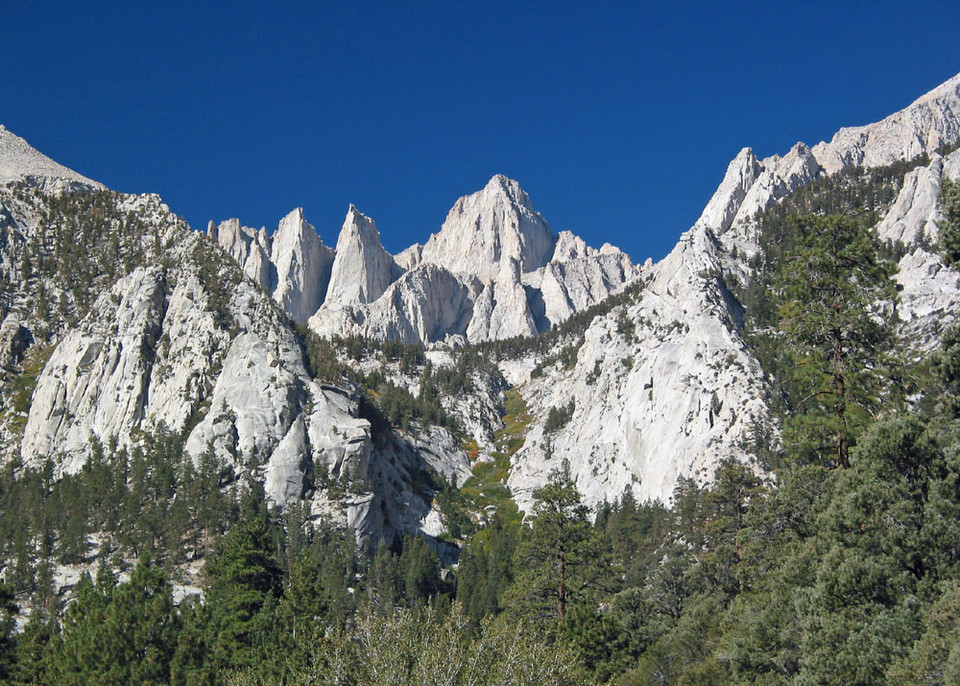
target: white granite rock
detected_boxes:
[812,73,960,174]
[420,174,556,283]
[0,315,30,370]
[311,264,480,344]
[508,226,769,512]
[877,156,945,246]
[467,258,538,342]
[324,205,401,306]
[271,208,335,324]
[0,125,103,191]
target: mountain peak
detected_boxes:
[324,205,399,306]
[811,71,960,173]
[911,70,960,107]
[0,125,103,191]
[270,208,335,323]
[419,175,555,283]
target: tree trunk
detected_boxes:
[832,316,849,468]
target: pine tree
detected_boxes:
[776,214,899,467]
[509,461,613,629]
[0,581,17,680]
[202,511,283,677]
[939,175,960,265]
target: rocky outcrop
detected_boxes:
[302,177,641,344]
[868,149,960,351]
[508,226,769,511]
[271,208,335,324]
[812,73,960,174]
[208,219,276,290]
[420,174,556,283]
[0,181,466,541]
[324,205,401,306]
[0,315,31,370]
[696,148,764,237]
[310,264,480,344]
[533,247,639,328]
[699,73,960,257]
[876,157,945,246]
[467,258,539,342]
[697,143,823,257]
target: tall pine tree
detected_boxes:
[776,214,899,467]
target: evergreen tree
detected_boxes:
[201,510,283,679]
[776,213,899,467]
[0,581,17,681]
[939,175,960,265]
[457,516,518,621]
[41,559,177,684]
[12,609,57,685]
[509,461,613,629]
[398,535,442,605]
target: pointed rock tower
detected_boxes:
[325,205,400,307]
[271,208,335,324]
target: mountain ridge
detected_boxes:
[3,70,960,531]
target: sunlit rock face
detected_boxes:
[325,204,401,307]
[420,174,557,284]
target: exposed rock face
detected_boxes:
[310,264,480,344]
[870,148,960,351]
[271,208,336,324]
[210,176,637,345]
[698,143,823,256]
[812,73,960,174]
[208,219,277,289]
[394,243,423,271]
[699,73,960,257]
[0,176,466,542]
[877,157,945,246]
[420,174,556,283]
[302,177,641,344]
[533,247,638,327]
[0,125,103,191]
[0,315,31,370]
[22,267,171,474]
[467,258,539,342]
[503,76,960,512]
[696,147,764,237]
[11,71,960,530]
[507,226,769,511]
[324,205,400,306]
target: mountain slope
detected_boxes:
[501,71,960,508]
[0,125,103,192]
[0,155,469,545]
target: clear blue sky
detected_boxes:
[4,1,959,261]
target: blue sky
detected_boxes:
[4,2,959,261]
